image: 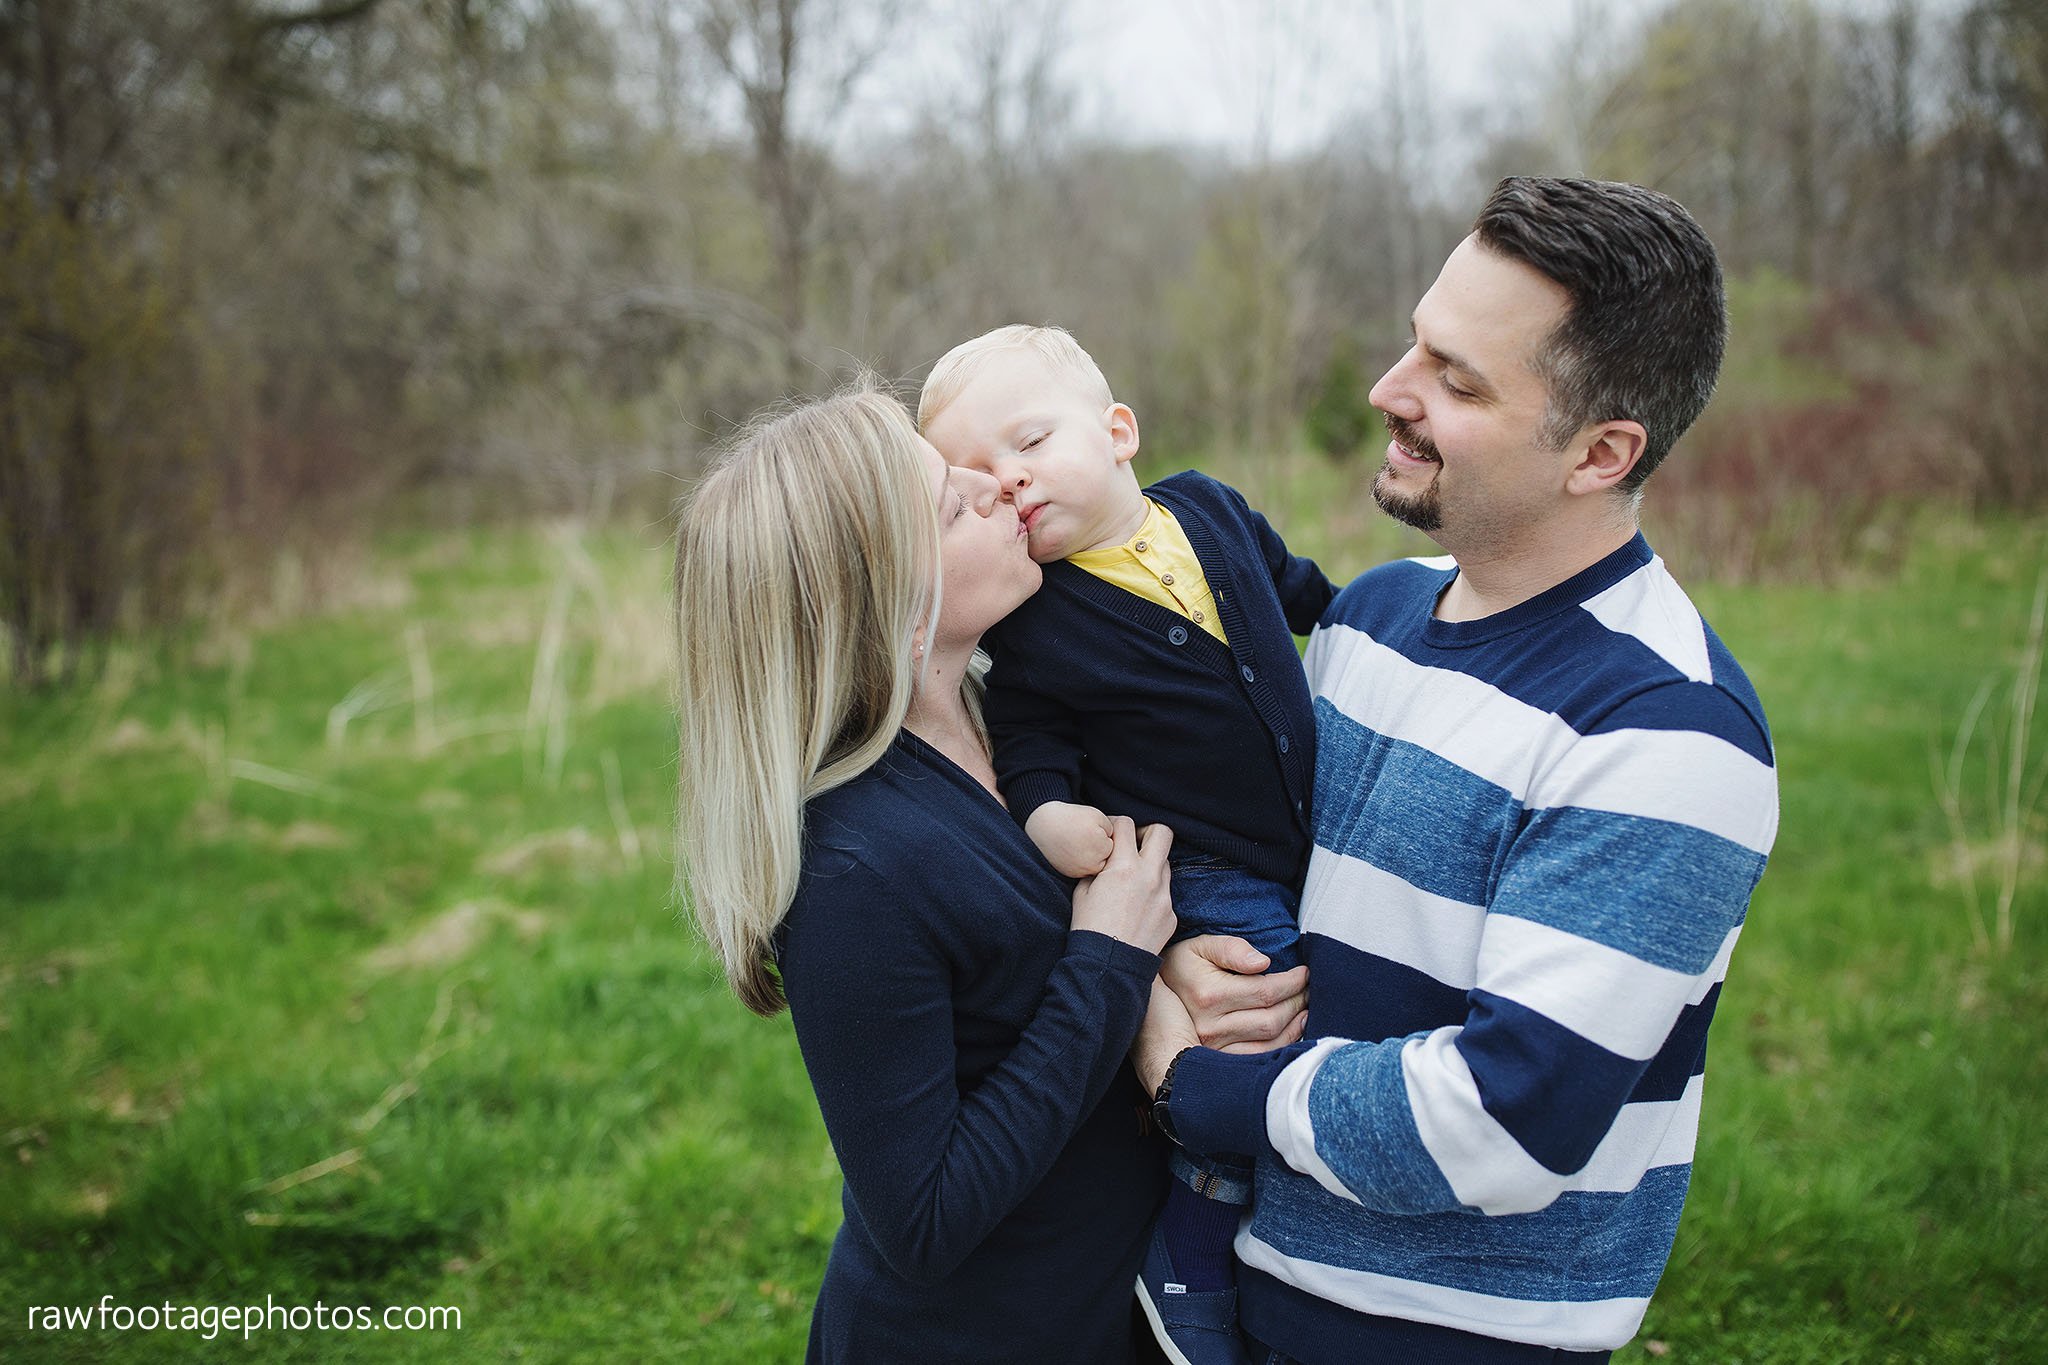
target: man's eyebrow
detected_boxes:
[1420,337,1496,397]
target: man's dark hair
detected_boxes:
[1473,177,1726,495]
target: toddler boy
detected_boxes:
[919,325,1332,1365]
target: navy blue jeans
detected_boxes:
[1166,851,1301,1202]
[1167,850,1300,971]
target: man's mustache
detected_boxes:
[1384,414,1441,462]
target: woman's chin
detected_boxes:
[1006,567,1042,611]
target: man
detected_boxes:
[1139,177,1779,1364]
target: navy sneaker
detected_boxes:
[1134,1220,1251,1365]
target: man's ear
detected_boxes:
[1107,403,1141,465]
[1566,420,1647,496]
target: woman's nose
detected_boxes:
[962,468,1002,513]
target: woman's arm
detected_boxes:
[779,833,1169,1285]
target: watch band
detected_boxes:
[1152,1046,1195,1147]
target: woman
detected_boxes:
[675,386,1178,1362]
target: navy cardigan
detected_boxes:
[981,470,1335,887]
[776,729,1166,1364]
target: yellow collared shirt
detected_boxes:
[1067,498,1227,644]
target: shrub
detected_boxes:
[1948,272,2048,512]
[1305,334,1378,463]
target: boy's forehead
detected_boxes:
[936,350,1077,439]
[960,348,1071,409]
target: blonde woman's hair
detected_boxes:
[917,323,1113,432]
[674,386,940,1016]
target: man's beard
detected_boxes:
[1371,414,1444,533]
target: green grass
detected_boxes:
[2,505,2044,1362]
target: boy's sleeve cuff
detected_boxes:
[1003,771,1077,828]
[1169,1041,1313,1160]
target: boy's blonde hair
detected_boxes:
[673,385,940,1016]
[917,324,1114,432]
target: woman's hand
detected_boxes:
[1068,817,1176,954]
[1160,936,1308,1053]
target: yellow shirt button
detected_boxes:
[1161,573,1175,586]
[1193,610,1204,622]
[1134,540,1150,552]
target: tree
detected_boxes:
[684,0,909,386]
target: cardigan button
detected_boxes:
[1240,664,1256,683]
[1278,734,1290,754]
[1168,625,1189,646]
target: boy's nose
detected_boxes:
[992,458,1031,496]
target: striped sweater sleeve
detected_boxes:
[1178,684,1777,1216]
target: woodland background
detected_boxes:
[3,1,2045,1361]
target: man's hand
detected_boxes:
[1025,801,1117,878]
[1161,935,1308,1054]
[1134,975,1201,1094]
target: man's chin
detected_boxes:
[1371,463,1444,534]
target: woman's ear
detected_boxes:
[1107,403,1141,466]
[1567,420,1647,496]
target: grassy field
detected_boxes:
[2,488,2044,1362]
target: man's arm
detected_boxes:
[1149,688,1777,1216]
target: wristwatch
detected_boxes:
[1152,1046,1195,1147]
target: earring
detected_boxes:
[913,640,924,660]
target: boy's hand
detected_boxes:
[1025,801,1117,878]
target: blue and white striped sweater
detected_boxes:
[1172,535,1777,1358]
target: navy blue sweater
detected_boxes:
[775,729,1167,1364]
[982,471,1335,887]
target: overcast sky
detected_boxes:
[850,0,1963,182]
[1073,0,1619,156]
[813,0,1671,196]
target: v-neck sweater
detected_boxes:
[775,729,1166,1363]
[981,470,1335,887]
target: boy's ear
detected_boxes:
[1565,419,1646,496]
[1107,403,1141,466]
